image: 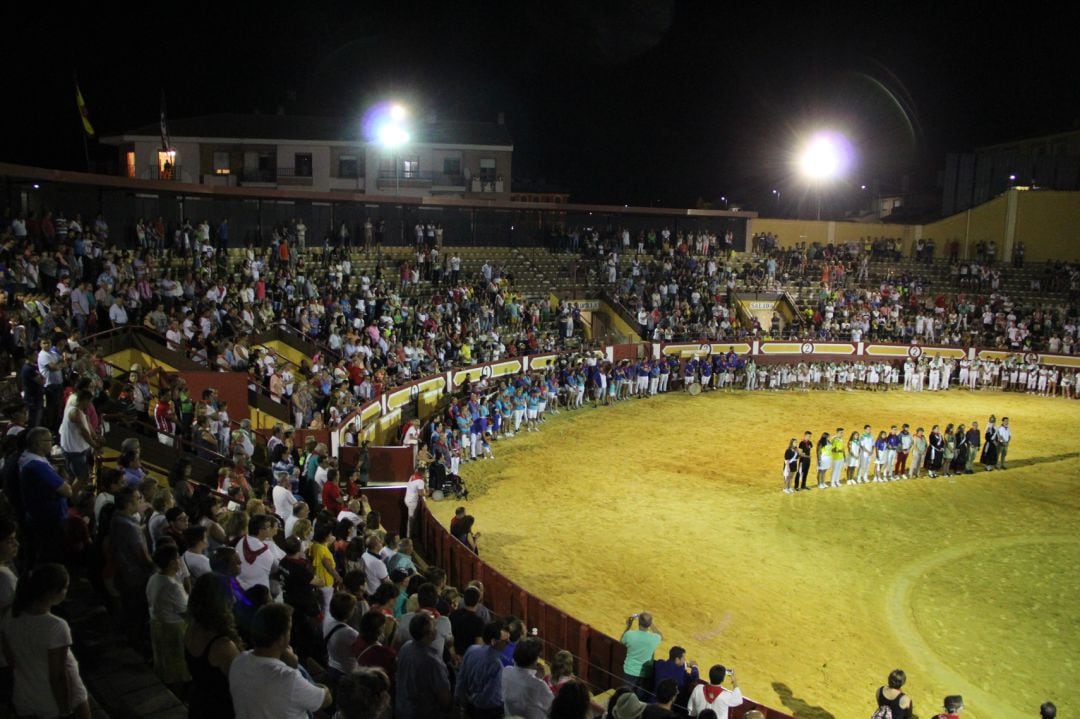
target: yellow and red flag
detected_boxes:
[75,83,94,137]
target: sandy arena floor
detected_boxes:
[430,387,1080,719]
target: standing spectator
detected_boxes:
[395,612,452,719]
[621,612,662,699]
[644,679,680,719]
[19,427,75,565]
[931,695,964,719]
[874,669,913,719]
[502,637,554,719]
[352,610,397,688]
[59,390,100,484]
[228,603,332,718]
[146,544,191,687]
[1,564,90,719]
[687,665,743,719]
[456,621,509,719]
[651,645,699,711]
[236,515,285,601]
[450,586,487,657]
[110,487,155,653]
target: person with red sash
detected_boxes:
[687,664,743,719]
[931,695,963,719]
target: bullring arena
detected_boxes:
[430,362,1080,719]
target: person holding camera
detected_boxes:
[687,665,743,719]
[621,612,662,700]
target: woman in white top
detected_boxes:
[146,544,191,686]
[1,564,89,719]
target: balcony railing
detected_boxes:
[276,167,313,184]
[239,168,277,183]
[146,165,183,181]
[376,171,465,189]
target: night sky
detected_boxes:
[5,2,1078,213]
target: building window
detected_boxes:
[402,159,419,179]
[125,151,136,178]
[157,150,176,179]
[294,153,313,177]
[338,155,358,178]
[479,158,496,182]
[213,152,230,175]
[443,158,461,177]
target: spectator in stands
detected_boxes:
[450,585,487,657]
[621,612,662,699]
[1,563,89,719]
[228,603,332,718]
[502,636,553,719]
[687,665,743,719]
[1041,701,1057,719]
[550,679,595,719]
[875,669,913,719]
[394,583,454,663]
[182,526,212,580]
[362,534,390,595]
[335,666,392,719]
[109,487,154,654]
[455,620,509,719]
[652,645,700,710]
[353,610,397,688]
[395,611,453,719]
[19,427,75,564]
[324,592,360,694]
[387,537,419,575]
[932,695,964,719]
[644,678,680,719]
[236,514,285,601]
[146,544,191,687]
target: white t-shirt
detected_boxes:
[272,485,297,519]
[183,550,212,580]
[361,551,389,595]
[236,536,285,592]
[146,573,188,624]
[229,652,327,719]
[404,477,426,509]
[323,620,359,673]
[2,612,88,717]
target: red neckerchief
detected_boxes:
[702,685,726,704]
[422,608,441,619]
[242,536,269,564]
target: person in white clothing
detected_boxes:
[996,417,1012,469]
[688,664,744,719]
[236,516,286,601]
[271,472,297,519]
[146,545,191,685]
[404,469,427,538]
[229,603,331,719]
[502,637,554,719]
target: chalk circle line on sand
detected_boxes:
[885,534,1078,719]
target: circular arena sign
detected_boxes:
[699,343,712,356]
[409,384,420,400]
[800,342,814,355]
[908,346,923,359]
[1024,352,1039,364]
[481,365,494,378]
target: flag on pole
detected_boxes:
[75,82,94,137]
[159,89,171,151]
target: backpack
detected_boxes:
[871,707,892,719]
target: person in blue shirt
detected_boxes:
[652,646,701,712]
[525,389,540,432]
[19,427,74,564]
[512,390,527,434]
[699,358,713,391]
[648,361,661,396]
[455,621,510,719]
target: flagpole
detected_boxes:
[81,126,91,172]
[74,70,93,171]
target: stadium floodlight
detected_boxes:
[375,122,409,150]
[798,134,844,181]
[370,102,410,195]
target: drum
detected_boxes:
[687,382,702,396]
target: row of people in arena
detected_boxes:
[781,416,1013,493]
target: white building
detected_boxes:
[101,113,513,199]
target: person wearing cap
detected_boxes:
[932,695,963,719]
[687,665,743,719]
[621,612,662,700]
[501,636,553,719]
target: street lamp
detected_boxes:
[772,189,781,215]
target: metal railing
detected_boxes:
[376,170,465,187]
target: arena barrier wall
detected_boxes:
[415,502,795,718]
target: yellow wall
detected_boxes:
[831,221,915,246]
[749,219,830,247]
[248,407,282,431]
[256,340,309,370]
[1014,191,1080,261]
[104,348,177,375]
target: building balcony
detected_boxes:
[238,168,277,184]
[147,165,183,181]
[276,167,313,186]
[376,171,465,191]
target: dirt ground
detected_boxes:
[430,388,1080,719]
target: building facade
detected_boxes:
[101,113,513,199]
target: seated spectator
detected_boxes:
[228,603,332,718]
